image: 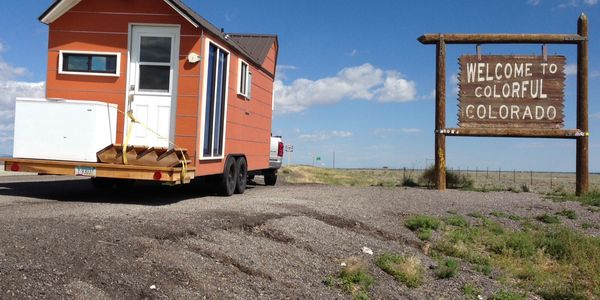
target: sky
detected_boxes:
[0,0,599,172]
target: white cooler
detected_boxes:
[13,98,118,162]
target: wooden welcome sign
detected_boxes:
[458,55,565,129]
[418,14,589,196]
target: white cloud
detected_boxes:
[274,63,417,113]
[564,64,600,77]
[0,61,27,82]
[0,47,46,154]
[558,0,578,7]
[565,64,577,76]
[402,128,422,134]
[528,0,541,5]
[275,65,298,81]
[557,0,596,8]
[450,73,459,94]
[277,65,298,71]
[370,127,422,138]
[348,49,358,57]
[298,130,353,141]
[591,112,600,120]
[0,42,4,53]
[331,130,353,138]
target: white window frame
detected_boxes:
[200,37,230,160]
[237,58,252,100]
[58,50,121,77]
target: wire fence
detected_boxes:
[400,167,600,194]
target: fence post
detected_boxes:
[530,170,533,186]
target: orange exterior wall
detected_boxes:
[45,0,276,177]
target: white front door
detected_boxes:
[126,25,180,148]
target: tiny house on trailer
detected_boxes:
[2,0,279,195]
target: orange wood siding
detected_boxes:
[45,0,277,177]
[47,0,201,163]
[262,43,278,76]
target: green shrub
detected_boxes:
[336,257,374,300]
[436,258,459,279]
[490,290,526,300]
[490,211,508,218]
[401,177,419,187]
[556,209,577,220]
[376,253,424,288]
[405,215,442,231]
[536,214,560,224]
[546,189,600,207]
[520,184,530,193]
[445,215,469,227]
[467,212,484,219]
[463,282,482,299]
[417,228,433,241]
[419,166,474,189]
[503,232,537,258]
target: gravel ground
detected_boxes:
[0,175,598,299]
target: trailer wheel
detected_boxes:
[234,157,247,194]
[219,156,237,196]
[264,169,277,186]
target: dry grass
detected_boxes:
[376,253,424,288]
[281,165,404,187]
[280,165,600,194]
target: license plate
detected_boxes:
[74,166,96,177]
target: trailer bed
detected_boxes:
[1,158,195,184]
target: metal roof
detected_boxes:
[39,0,278,77]
[228,34,277,66]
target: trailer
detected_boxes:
[1,0,279,196]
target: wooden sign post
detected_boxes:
[418,14,589,196]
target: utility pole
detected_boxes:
[333,151,336,169]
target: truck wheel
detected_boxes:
[219,156,237,196]
[235,157,247,194]
[264,170,277,186]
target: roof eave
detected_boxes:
[39,0,82,24]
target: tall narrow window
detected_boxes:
[238,59,252,99]
[203,43,229,158]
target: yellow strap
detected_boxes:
[121,109,188,183]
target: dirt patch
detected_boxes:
[0,175,598,299]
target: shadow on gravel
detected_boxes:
[0,177,257,206]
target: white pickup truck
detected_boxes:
[249,135,283,185]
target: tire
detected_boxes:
[219,156,237,196]
[234,157,247,194]
[264,169,277,186]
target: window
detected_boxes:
[238,59,252,99]
[59,51,120,76]
[137,36,173,93]
[203,42,229,158]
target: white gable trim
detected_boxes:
[162,0,199,28]
[40,0,82,24]
[40,0,199,28]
